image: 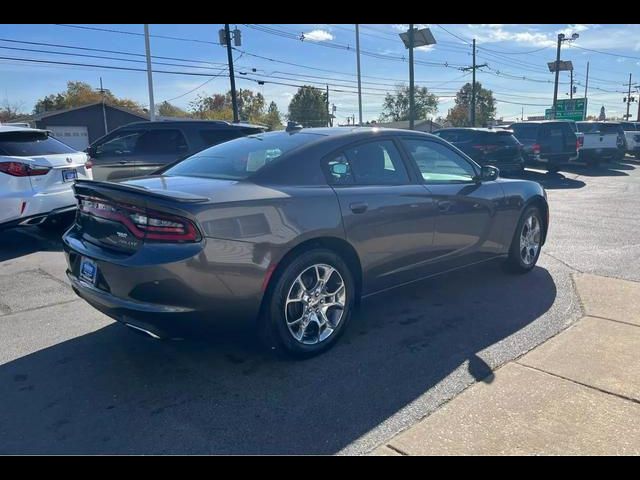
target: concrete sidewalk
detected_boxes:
[372,273,640,456]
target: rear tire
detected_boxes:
[505,206,544,274]
[259,248,355,359]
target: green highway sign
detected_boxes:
[545,98,587,121]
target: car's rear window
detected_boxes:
[0,131,77,156]
[434,130,476,143]
[509,124,539,141]
[479,131,520,145]
[164,131,320,180]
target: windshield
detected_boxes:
[164,131,320,180]
[0,131,77,156]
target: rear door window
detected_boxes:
[134,129,188,155]
[323,140,410,186]
[94,130,145,157]
[480,131,520,146]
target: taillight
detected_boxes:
[79,197,201,243]
[0,161,51,177]
[532,143,541,154]
[577,137,583,149]
[85,159,93,170]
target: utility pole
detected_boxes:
[355,24,363,126]
[637,86,640,122]
[408,24,415,130]
[583,61,589,120]
[625,73,632,120]
[326,85,330,127]
[98,77,108,135]
[471,39,476,127]
[460,39,487,127]
[224,24,239,123]
[570,68,574,99]
[143,24,155,121]
[551,34,562,120]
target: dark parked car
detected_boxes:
[433,127,525,175]
[509,121,578,173]
[63,126,549,357]
[87,120,266,181]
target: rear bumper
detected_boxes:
[579,148,621,160]
[62,227,267,336]
[0,204,76,230]
[0,187,77,228]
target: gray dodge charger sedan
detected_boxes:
[63,126,548,357]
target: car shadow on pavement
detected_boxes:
[0,228,64,262]
[562,162,631,177]
[0,260,557,454]
[518,170,586,190]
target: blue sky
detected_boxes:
[1,24,639,123]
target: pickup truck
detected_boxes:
[575,122,625,166]
[621,121,640,159]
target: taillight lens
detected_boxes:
[0,161,51,177]
[532,143,541,154]
[79,197,201,243]
[85,159,93,170]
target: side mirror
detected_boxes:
[478,165,499,182]
[330,162,349,177]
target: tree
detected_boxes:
[288,86,328,127]
[263,101,283,130]
[33,81,144,114]
[379,84,438,122]
[446,82,496,127]
[189,89,266,123]
[0,99,26,122]
[157,101,190,118]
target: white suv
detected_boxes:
[621,121,640,159]
[0,125,92,230]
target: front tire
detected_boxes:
[505,206,544,273]
[260,248,355,358]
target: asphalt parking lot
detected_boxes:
[1,158,639,455]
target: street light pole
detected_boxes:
[552,34,563,120]
[355,24,363,126]
[408,24,415,130]
[570,68,574,100]
[626,73,632,120]
[144,24,155,121]
[583,61,589,120]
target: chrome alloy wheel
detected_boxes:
[520,213,541,266]
[285,264,346,345]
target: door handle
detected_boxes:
[437,200,453,212]
[349,202,368,214]
[118,161,128,165]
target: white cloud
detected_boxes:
[303,29,334,42]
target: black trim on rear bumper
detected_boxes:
[0,204,76,231]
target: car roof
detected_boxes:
[120,120,267,130]
[435,127,512,133]
[509,120,573,125]
[0,125,48,134]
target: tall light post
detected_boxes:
[399,26,436,130]
[143,24,155,121]
[355,24,363,126]
[550,32,579,120]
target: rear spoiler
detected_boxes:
[73,179,210,203]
